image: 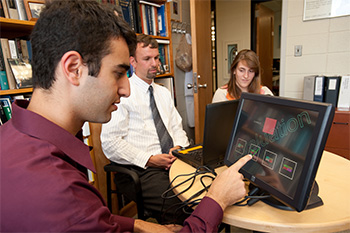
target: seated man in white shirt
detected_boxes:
[101,34,190,224]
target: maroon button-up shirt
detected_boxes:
[1,100,223,232]
[0,100,134,232]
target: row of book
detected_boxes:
[1,0,30,20]
[119,0,167,36]
[0,94,31,125]
[0,37,32,90]
[303,75,350,110]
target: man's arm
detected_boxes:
[179,155,252,232]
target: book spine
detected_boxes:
[120,0,133,29]
[8,39,18,59]
[0,98,12,121]
[1,0,10,18]
[313,76,325,102]
[0,39,17,89]
[337,76,350,109]
[0,43,9,90]
[5,0,19,19]
[157,4,166,37]
[0,71,9,90]
[14,0,27,20]
[0,102,8,124]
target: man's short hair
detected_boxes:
[134,34,158,56]
[31,0,137,89]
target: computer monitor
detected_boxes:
[224,93,335,212]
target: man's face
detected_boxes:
[78,37,131,123]
[131,43,159,83]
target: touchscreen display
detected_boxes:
[225,99,319,199]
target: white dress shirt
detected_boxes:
[101,74,189,168]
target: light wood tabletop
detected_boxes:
[169,151,350,233]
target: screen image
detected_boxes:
[226,100,319,199]
[225,93,334,212]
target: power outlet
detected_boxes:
[295,45,302,57]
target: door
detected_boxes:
[256,3,274,90]
[190,0,213,144]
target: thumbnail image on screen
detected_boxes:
[226,99,319,199]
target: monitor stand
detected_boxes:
[249,182,323,211]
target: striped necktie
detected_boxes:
[149,85,174,153]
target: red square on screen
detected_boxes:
[263,118,277,135]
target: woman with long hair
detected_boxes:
[212,49,273,103]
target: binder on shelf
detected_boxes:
[157,4,166,37]
[0,97,12,121]
[1,0,10,18]
[14,0,27,20]
[7,58,33,89]
[5,0,19,19]
[337,76,350,110]
[0,39,17,89]
[303,75,317,101]
[313,76,325,102]
[324,76,341,107]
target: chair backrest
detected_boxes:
[88,123,110,200]
[88,122,138,217]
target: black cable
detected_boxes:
[160,166,217,224]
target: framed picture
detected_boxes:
[24,0,45,21]
[170,0,182,22]
[226,42,239,73]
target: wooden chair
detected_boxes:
[87,122,137,217]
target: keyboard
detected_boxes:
[176,145,203,162]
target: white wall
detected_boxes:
[215,0,251,88]
[171,0,195,142]
[280,0,350,99]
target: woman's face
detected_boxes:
[234,60,255,92]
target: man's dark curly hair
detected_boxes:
[30,0,137,89]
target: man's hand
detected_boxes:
[206,154,252,211]
[134,219,182,233]
[146,153,176,170]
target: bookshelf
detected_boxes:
[0,1,174,96]
[0,17,34,96]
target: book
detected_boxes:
[324,76,341,107]
[5,0,19,19]
[120,0,134,30]
[0,43,9,90]
[157,4,166,37]
[0,71,9,90]
[0,101,8,124]
[20,39,30,62]
[8,39,18,59]
[0,39,17,89]
[14,0,27,20]
[313,76,325,102]
[0,0,5,17]
[140,4,148,34]
[337,76,350,110]
[303,75,317,101]
[7,58,32,88]
[1,0,10,18]
[133,0,142,33]
[0,97,12,121]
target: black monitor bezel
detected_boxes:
[224,93,334,212]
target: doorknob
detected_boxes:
[198,83,207,88]
[187,83,193,89]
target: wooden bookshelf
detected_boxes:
[0,17,35,39]
[0,87,33,96]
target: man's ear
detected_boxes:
[129,56,136,68]
[61,51,84,86]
